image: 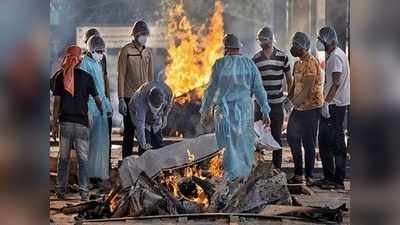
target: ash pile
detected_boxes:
[64,134,346,223]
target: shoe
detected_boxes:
[305,177,314,186]
[287,175,305,184]
[319,180,336,190]
[313,178,333,187]
[313,178,330,187]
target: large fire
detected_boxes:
[165,1,224,103]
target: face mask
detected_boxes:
[137,35,148,46]
[92,52,103,62]
[316,39,326,51]
[290,45,303,57]
[148,102,163,114]
[261,42,273,50]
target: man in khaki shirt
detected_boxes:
[287,32,323,186]
[118,20,154,158]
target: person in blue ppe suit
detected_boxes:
[128,81,173,155]
[200,33,271,182]
[80,35,112,182]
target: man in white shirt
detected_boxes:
[316,26,350,190]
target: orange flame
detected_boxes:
[165,1,224,100]
[159,149,225,208]
[208,151,224,178]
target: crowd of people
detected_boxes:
[50,20,349,201]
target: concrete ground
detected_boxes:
[49,135,351,224]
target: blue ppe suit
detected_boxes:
[80,55,112,179]
[200,55,270,181]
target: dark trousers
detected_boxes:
[318,105,348,184]
[138,128,163,155]
[122,98,135,159]
[269,103,284,169]
[287,108,320,178]
[255,102,284,168]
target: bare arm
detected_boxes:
[283,56,292,94]
[325,72,341,103]
[285,71,293,94]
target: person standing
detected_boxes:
[52,46,103,200]
[128,81,173,155]
[200,34,271,182]
[83,28,113,171]
[80,35,112,182]
[316,26,350,190]
[118,20,154,158]
[252,26,292,169]
[287,32,324,185]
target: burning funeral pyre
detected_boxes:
[64,134,346,224]
[66,134,292,219]
[163,1,224,138]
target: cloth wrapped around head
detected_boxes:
[62,45,82,96]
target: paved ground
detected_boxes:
[50,135,351,225]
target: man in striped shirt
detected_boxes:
[253,26,292,169]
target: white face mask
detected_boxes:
[92,52,103,62]
[148,102,163,114]
[316,39,326,51]
[137,35,148,46]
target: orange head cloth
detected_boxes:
[61,46,82,96]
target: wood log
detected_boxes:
[61,200,99,215]
[192,176,215,200]
[178,177,198,198]
[111,191,130,218]
[94,185,122,217]
[287,184,315,195]
[259,204,347,223]
[137,172,183,214]
[261,205,326,216]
